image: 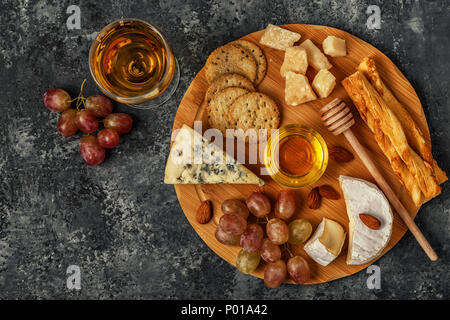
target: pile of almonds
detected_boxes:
[305,146,353,209]
[307,185,340,209]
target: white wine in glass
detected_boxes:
[89,19,179,108]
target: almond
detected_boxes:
[318,185,340,200]
[196,200,212,224]
[359,214,381,230]
[307,187,321,209]
[329,146,354,163]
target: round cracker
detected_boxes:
[207,87,250,134]
[205,73,255,105]
[205,44,257,83]
[231,39,267,86]
[228,92,280,141]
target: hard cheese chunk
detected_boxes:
[280,46,308,78]
[312,69,336,98]
[164,125,265,186]
[259,24,301,51]
[285,72,317,106]
[304,217,346,266]
[299,39,332,71]
[322,35,347,57]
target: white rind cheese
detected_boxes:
[304,217,346,266]
[164,125,265,186]
[339,175,393,265]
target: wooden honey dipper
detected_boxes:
[320,98,438,261]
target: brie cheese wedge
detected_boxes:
[304,217,346,266]
[339,175,393,265]
[164,125,265,186]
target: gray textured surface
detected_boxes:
[0,0,449,299]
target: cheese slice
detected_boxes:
[339,175,393,265]
[304,217,346,266]
[164,125,265,186]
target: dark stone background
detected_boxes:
[0,0,448,299]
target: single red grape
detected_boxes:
[214,225,240,246]
[221,199,249,220]
[240,224,264,252]
[246,192,271,218]
[57,109,78,137]
[97,128,119,149]
[75,109,98,133]
[260,238,282,263]
[43,88,71,112]
[274,190,296,220]
[85,94,113,118]
[264,260,287,288]
[287,256,310,284]
[266,218,289,245]
[103,113,133,135]
[219,213,247,235]
[79,135,105,166]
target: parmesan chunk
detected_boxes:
[285,72,317,106]
[298,39,332,71]
[312,69,336,98]
[322,35,347,57]
[280,46,308,78]
[259,24,301,51]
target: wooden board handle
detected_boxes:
[343,129,438,261]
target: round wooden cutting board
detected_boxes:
[170,24,430,284]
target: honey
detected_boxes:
[264,124,328,188]
[89,19,175,104]
[278,135,314,176]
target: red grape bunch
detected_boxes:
[43,80,133,166]
[214,190,312,288]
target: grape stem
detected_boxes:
[70,79,87,110]
[284,244,294,258]
[256,216,270,225]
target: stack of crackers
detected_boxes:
[204,39,280,140]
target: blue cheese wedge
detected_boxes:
[164,125,265,186]
[339,175,393,265]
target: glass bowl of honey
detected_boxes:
[264,124,328,188]
[89,18,179,108]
